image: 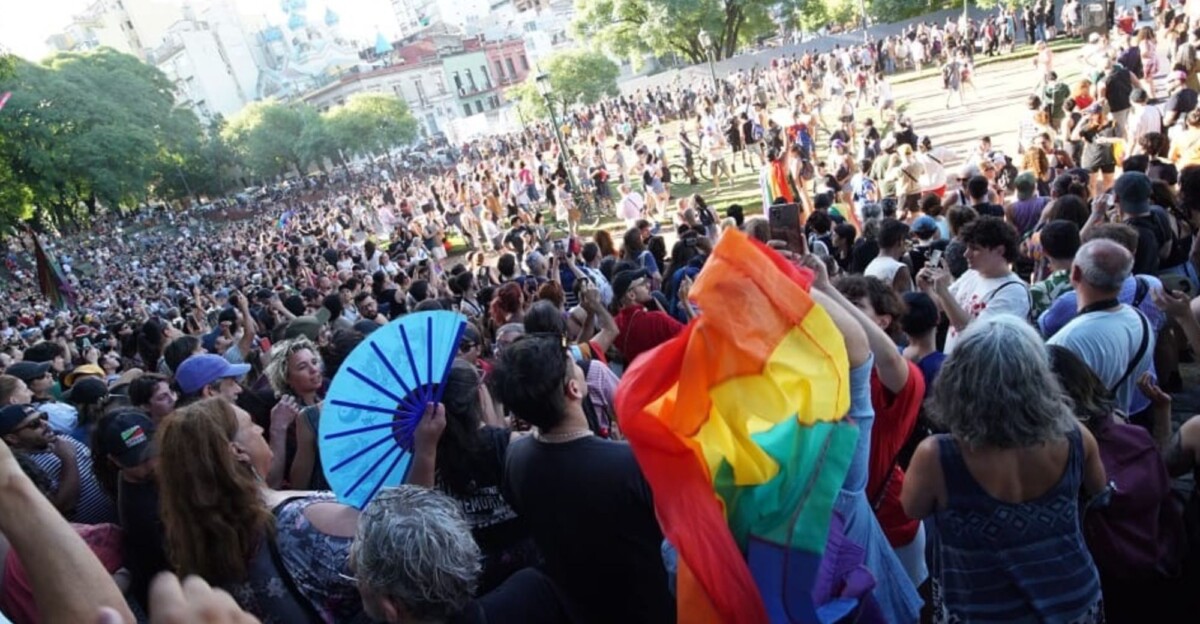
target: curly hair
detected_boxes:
[352,486,481,621]
[834,275,908,337]
[156,397,274,584]
[959,216,1020,262]
[929,316,1076,449]
[264,336,323,397]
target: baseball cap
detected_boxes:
[7,361,51,384]
[1014,172,1037,199]
[64,377,109,405]
[1114,171,1152,215]
[0,404,37,436]
[64,363,105,387]
[95,411,156,468]
[285,316,322,341]
[175,354,250,396]
[912,215,938,235]
[611,269,649,305]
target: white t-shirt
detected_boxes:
[1047,305,1154,414]
[620,192,645,222]
[944,270,1031,354]
[918,147,954,192]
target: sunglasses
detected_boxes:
[13,412,48,434]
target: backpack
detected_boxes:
[1083,417,1187,579]
[751,121,765,142]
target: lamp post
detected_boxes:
[535,72,588,219]
[698,29,720,100]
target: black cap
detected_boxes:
[7,361,51,384]
[95,410,156,468]
[0,404,36,436]
[611,269,649,305]
[64,377,109,405]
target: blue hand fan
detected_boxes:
[319,310,467,509]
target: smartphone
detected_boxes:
[768,202,806,254]
[928,248,943,268]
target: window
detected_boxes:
[414,77,426,106]
[520,55,529,71]
[463,103,472,116]
[434,73,446,94]
[465,68,477,92]
[505,58,516,77]
[452,71,463,93]
[475,100,483,113]
[495,59,505,79]
[480,65,491,89]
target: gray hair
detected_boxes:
[352,486,481,622]
[930,315,1076,449]
[1073,239,1132,293]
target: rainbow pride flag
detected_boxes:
[615,229,859,623]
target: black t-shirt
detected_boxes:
[502,436,674,624]
[973,202,1005,218]
[1104,67,1133,112]
[907,239,951,274]
[1146,159,1179,186]
[119,478,169,607]
[1166,88,1198,123]
[1125,207,1173,274]
[451,568,569,624]
[851,238,880,274]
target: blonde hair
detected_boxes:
[264,336,323,397]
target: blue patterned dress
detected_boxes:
[927,429,1104,623]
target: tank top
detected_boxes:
[864,255,912,290]
[928,430,1103,623]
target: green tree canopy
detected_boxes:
[324,93,419,160]
[507,50,620,122]
[571,0,787,66]
[222,100,311,180]
[0,48,207,231]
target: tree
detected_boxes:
[507,79,550,122]
[222,100,311,181]
[544,50,620,107]
[571,0,788,66]
[324,93,419,160]
[0,49,201,231]
[506,50,619,123]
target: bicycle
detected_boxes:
[668,154,712,186]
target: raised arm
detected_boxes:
[0,440,134,623]
[805,255,909,393]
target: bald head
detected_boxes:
[1073,239,1133,293]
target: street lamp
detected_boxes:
[697,29,719,100]
[535,72,588,219]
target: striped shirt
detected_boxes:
[27,436,117,525]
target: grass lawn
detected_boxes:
[464,38,1088,245]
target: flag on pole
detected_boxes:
[29,228,76,310]
[615,230,861,623]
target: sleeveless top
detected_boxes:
[227,494,363,624]
[929,430,1103,624]
[864,255,912,290]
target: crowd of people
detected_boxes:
[5,1,1200,623]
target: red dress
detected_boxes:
[867,362,925,547]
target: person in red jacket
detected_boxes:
[611,269,686,365]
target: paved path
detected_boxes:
[884,42,1107,171]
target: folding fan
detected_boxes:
[319,310,467,509]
